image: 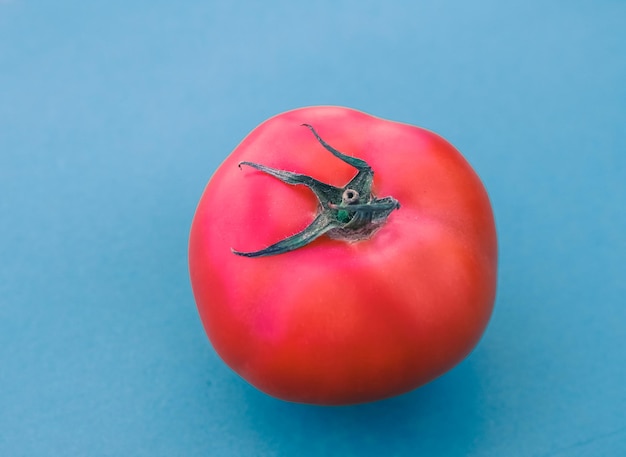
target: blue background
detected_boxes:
[1,1,625,456]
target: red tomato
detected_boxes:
[189,106,497,405]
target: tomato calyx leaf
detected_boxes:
[232,124,400,258]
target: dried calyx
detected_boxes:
[232,124,400,257]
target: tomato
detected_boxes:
[189,106,497,405]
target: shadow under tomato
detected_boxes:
[239,358,488,456]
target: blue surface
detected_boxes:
[1,1,625,455]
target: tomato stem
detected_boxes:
[232,124,400,257]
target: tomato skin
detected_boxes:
[189,106,497,405]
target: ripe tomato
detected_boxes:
[189,106,497,405]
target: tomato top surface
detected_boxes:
[189,106,497,405]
